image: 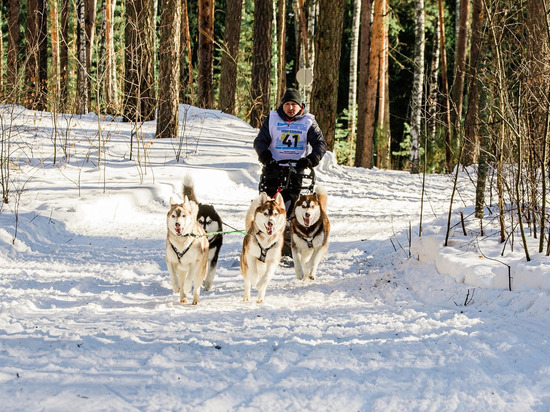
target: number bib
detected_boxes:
[268,111,314,161]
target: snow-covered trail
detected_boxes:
[1,107,550,411]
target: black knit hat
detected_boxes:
[281,88,303,106]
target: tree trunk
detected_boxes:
[156,0,181,139]
[451,0,469,149]
[60,0,69,111]
[427,16,440,148]
[354,0,373,167]
[275,0,286,104]
[463,0,482,165]
[219,0,243,115]
[474,59,489,219]
[180,0,195,104]
[297,0,309,68]
[310,0,346,150]
[356,0,381,168]
[347,0,361,166]
[124,0,156,122]
[85,0,97,108]
[77,0,88,114]
[50,0,60,105]
[198,0,215,109]
[0,8,3,101]
[306,0,318,102]
[25,0,47,110]
[438,0,453,173]
[7,0,20,104]
[410,0,425,174]
[250,0,273,128]
[376,0,391,169]
[102,0,118,112]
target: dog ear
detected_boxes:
[170,197,176,206]
[273,192,285,210]
[259,192,271,204]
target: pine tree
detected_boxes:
[156,0,181,139]
[198,0,215,109]
[219,0,243,115]
[250,0,273,128]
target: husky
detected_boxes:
[240,192,286,303]
[182,175,223,291]
[165,196,209,304]
[289,185,330,280]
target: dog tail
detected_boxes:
[315,185,328,211]
[182,174,199,204]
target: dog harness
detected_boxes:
[296,225,324,248]
[254,233,278,263]
[170,238,194,261]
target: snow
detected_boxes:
[1,104,550,411]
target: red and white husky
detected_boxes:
[289,186,330,280]
[165,196,209,304]
[240,192,286,303]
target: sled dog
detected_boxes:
[165,195,209,304]
[183,175,223,291]
[240,192,286,303]
[289,185,330,280]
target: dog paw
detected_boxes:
[256,299,263,304]
[192,299,199,305]
[308,274,315,280]
[180,297,187,303]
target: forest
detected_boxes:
[2,0,550,256]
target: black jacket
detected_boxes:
[253,104,327,167]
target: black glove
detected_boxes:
[259,150,274,165]
[296,157,312,172]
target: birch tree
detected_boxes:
[76,0,88,113]
[438,0,453,172]
[410,0,425,174]
[451,0,469,146]
[347,0,361,166]
[7,0,20,103]
[376,0,390,169]
[275,0,286,104]
[463,0,483,165]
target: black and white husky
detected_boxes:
[183,175,223,291]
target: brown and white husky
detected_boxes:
[182,175,223,291]
[165,196,209,304]
[289,185,330,280]
[240,192,286,303]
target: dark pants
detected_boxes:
[259,165,303,217]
